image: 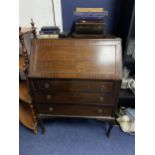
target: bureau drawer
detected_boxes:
[38,104,113,117]
[34,92,115,105]
[32,80,113,92]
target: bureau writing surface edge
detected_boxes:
[28,38,122,137]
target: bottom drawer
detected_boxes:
[38,104,113,117]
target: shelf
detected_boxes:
[19,81,31,104]
[119,89,135,99]
[19,55,26,72]
[19,102,36,131]
[19,81,37,132]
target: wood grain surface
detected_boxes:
[29,39,122,80]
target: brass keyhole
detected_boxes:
[46,94,52,100]
[98,109,103,114]
[45,83,50,89]
[100,96,104,102]
[49,107,54,112]
[100,85,105,91]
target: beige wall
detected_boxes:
[19,0,63,32]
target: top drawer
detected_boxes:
[32,80,114,93]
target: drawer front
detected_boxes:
[32,80,113,93]
[38,104,113,117]
[34,92,115,105]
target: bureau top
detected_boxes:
[28,38,122,80]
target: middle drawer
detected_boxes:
[34,92,115,105]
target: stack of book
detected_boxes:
[74,8,108,35]
[74,8,108,18]
[38,26,60,39]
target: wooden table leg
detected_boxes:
[106,122,114,138]
[97,118,115,138]
[38,118,46,134]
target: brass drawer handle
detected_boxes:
[46,94,52,100]
[44,83,50,89]
[49,107,54,112]
[100,85,105,91]
[100,96,104,102]
[98,109,103,114]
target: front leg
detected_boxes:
[106,122,114,138]
[38,118,46,134]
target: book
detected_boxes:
[74,11,108,18]
[41,26,60,32]
[38,34,59,39]
[39,31,59,34]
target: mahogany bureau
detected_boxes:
[28,38,122,136]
